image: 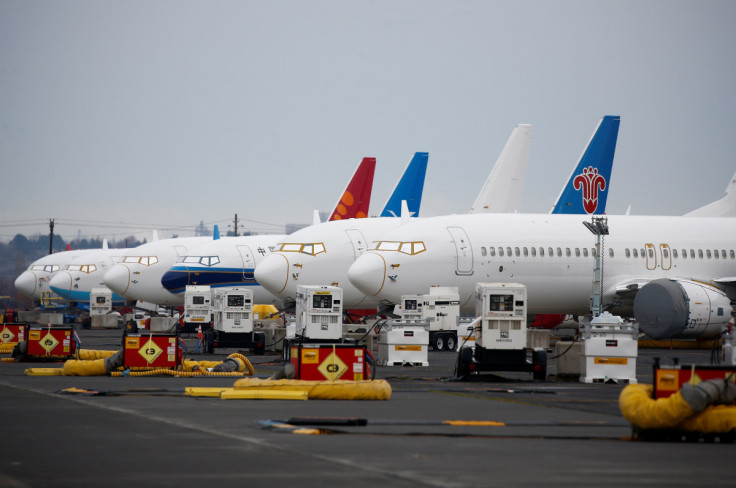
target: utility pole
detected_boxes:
[49,219,55,255]
[233,213,239,237]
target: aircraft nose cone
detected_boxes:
[14,272,37,298]
[254,254,290,295]
[103,265,130,296]
[49,272,73,298]
[348,252,386,297]
[161,269,189,293]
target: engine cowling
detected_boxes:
[634,279,733,340]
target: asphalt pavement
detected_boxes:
[0,328,733,488]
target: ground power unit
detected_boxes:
[289,343,367,381]
[123,332,182,369]
[456,283,547,380]
[26,325,78,360]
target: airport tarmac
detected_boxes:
[0,328,733,487]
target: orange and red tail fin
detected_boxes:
[329,157,376,221]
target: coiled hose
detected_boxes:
[109,353,255,377]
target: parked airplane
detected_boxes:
[48,245,126,304]
[109,155,378,307]
[347,212,736,340]
[15,241,112,302]
[256,118,618,311]
[103,235,218,307]
[161,153,429,301]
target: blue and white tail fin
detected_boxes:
[380,152,428,217]
[550,115,620,215]
[470,124,533,213]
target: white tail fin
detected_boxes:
[685,170,736,217]
[470,124,533,213]
[312,210,321,226]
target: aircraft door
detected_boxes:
[645,243,657,271]
[447,226,474,276]
[660,244,672,270]
[236,245,256,279]
[345,229,368,260]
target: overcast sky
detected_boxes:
[1,1,734,243]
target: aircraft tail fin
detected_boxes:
[102,239,108,250]
[313,210,321,226]
[213,225,220,240]
[550,115,620,215]
[381,152,428,217]
[684,170,736,217]
[329,157,376,221]
[470,124,533,213]
[152,230,159,242]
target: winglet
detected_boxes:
[550,115,620,215]
[381,152,428,217]
[213,225,220,240]
[329,157,376,221]
[470,124,533,213]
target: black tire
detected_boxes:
[456,346,473,378]
[533,348,548,381]
[254,332,266,355]
[445,333,457,352]
[432,334,445,351]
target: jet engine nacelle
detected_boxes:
[633,278,733,340]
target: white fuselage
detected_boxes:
[15,249,99,301]
[255,217,406,309]
[103,236,214,307]
[346,213,736,315]
[49,248,124,303]
[160,234,286,307]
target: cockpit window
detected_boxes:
[123,256,158,266]
[277,243,326,256]
[178,256,220,267]
[31,264,60,272]
[369,241,426,255]
[66,264,97,273]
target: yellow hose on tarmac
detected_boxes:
[62,352,255,377]
[75,349,117,360]
[619,383,736,433]
[232,377,392,400]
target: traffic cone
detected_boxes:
[196,325,203,353]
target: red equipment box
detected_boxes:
[26,326,77,358]
[290,343,366,381]
[0,323,25,344]
[655,364,736,402]
[123,333,182,368]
